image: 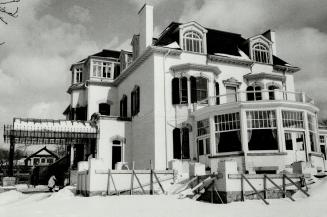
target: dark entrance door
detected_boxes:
[112,146,122,169]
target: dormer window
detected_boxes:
[92,60,116,79]
[74,68,82,83]
[252,42,270,64]
[183,31,203,53]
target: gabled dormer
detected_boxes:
[247,35,273,64]
[179,21,208,54]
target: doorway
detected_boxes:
[112,140,123,169]
[284,131,307,163]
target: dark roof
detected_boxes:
[155,22,291,66]
[91,49,121,59]
[25,146,59,161]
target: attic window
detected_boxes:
[252,42,270,64]
[183,31,203,53]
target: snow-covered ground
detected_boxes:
[1,178,327,217]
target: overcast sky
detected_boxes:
[0,0,327,145]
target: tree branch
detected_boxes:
[0,0,20,24]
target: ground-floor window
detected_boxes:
[214,112,241,153]
[247,110,278,150]
[321,145,326,159]
[284,131,305,151]
[198,137,210,155]
[173,128,190,159]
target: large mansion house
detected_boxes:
[64,4,326,174]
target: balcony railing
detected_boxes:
[195,89,314,110]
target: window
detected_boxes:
[92,60,116,79]
[75,68,83,83]
[246,85,262,101]
[33,158,40,165]
[41,158,46,163]
[120,95,128,118]
[99,103,110,116]
[247,110,278,150]
[226,86,237,103]
[215,82,220,105]
[320,136,325,144]
[197,119,210,136]
[190,76,208,103]
[215,113,242,153]
[252,42,270,64]
[47,158,54,164]
[282,111,304,129]
[198,138,210,155]
[268,85,280,100]
[172,77,188,105]
[183,31,203,53]
[131,86,140,116]
[285,131,305,151]
[308,114,317,152]
[173,128,190,159]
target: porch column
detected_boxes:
[276,108,285,152]
[70,145,74,168]
[209,115,216,155]
[303,112,311,161]
[240,110,248,153]
[8,136,15,177]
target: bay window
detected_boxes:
[215,113,242,153]
[247,110,278,150]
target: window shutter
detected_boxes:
[182,128,190,159]
[131,92,134,116]
[172,78,180,104]
[120,100,123,117]
[124,96,127,117]
[136,86,140,114]
[173,128,181,159]
[181,77,188,103]
[215,82,220,105]
[190,76,197,103]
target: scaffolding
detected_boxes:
[3,118,98,176]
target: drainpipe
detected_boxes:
[163,49,171,169]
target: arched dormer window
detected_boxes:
[268,85,280,100]
[246,85,262,101]
[183,31,203,53]
[252,42,270,64]
[99,103,110,116]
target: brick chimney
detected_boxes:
[138,4,153,55]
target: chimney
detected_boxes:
[262,30,277,55]
[138,4,153,54]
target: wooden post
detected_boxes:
[130,162,135,195]
[282,174,286,198]
[241,175,244,202]
[263,175,267,199]
[106,169,111,195]
[8,135,15,177]
[150,160,153,195]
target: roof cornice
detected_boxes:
[208,54,253,66]
[273,65,300,73]
[244,72,286,82]
[170,63,221,75]
[67,83,85,94]
[113,46,182,85]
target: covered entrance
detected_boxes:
[112,140,123,169]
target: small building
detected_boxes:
[24,146,59,166]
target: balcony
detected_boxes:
[194,89,315,111]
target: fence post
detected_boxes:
[282,174,286,198]
[130,162,135,195]
[263,175,267,199]
[107,169,111,195]
[241,175,244,202]
[150,160,153,195]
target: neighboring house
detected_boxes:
[24,146,59,166]
[64,4,325,174]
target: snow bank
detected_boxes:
[0,190,26,206]
[48,186,75,200]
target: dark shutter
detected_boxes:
[131,92,134,116]
[190,76,197,103]
[181,77,188,104]
[120,100,123,117]
[136,86,140,114]
[247,86,254,101]
[172,78,180,104]
[173,128,181,159]
[182,128,190,159]
[215,82,220,105]
[123,96,127,117]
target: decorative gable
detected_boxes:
[248,35,273,64]
[179,21,208,54]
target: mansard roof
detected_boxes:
[90,49,121,59]
[155,22,292,67]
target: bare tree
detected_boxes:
[0,0,20,45]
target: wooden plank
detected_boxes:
[106,169,111,195]
[134,173,146,194]
[284,174,310,197]
[241,174,269,205]
[95,169,174,175]
[153,171,165,194]
[265,175,295,201]
[229,173,311,179]
[150,160,153,195]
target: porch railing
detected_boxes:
[196,89,314,110]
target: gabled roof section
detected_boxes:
[155,22,180,47]
[25,146,59,161]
